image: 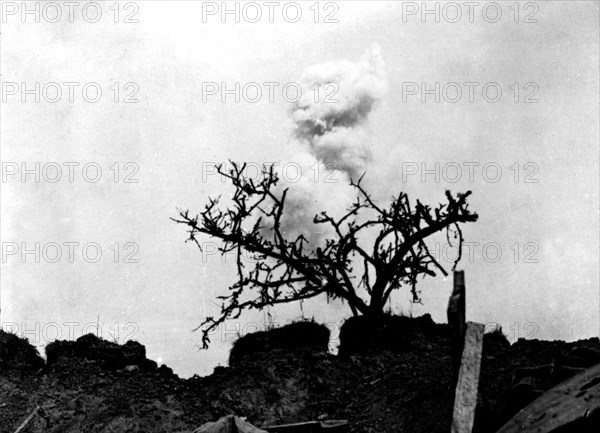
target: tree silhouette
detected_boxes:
[173,162,478,348]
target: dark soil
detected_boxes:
[1,315,599,433]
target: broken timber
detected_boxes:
[495,361,600,433]
[451,322,485,433]
[448,271,485,433]
[448,270,466,378]
[262,420,349,432]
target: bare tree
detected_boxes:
[173,162,478,348]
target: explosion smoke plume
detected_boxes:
[274,44,388,245]
[291,43,388,180]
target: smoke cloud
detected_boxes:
[271,45,388,246]
[291,43,388,180]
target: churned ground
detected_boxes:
[1,316,600,433]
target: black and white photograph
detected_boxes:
[0,1,599,432]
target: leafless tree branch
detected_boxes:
[173,161,478,348]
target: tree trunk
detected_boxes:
[366,301,386,317]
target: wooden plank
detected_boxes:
[262,420,349,433]
[451,321,485,433]
[448,270,466,377]
[495,361,600,433]
[262,421,321,433]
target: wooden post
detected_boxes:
[451,322,485,433]
[448,270,466,379]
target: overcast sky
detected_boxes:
[1,1,599,377]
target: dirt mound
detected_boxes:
[1,318,600,433]
[0,329,44,370]
[338,313,446,357]
[45,333,157,372]
[229,321,329,366]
